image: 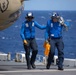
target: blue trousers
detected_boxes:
[47,37,64,68]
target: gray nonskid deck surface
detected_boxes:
[0,65,76,75]
[0,68,76,75]
[0,71,76,75]
[0,61,76,75]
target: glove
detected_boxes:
[59,17,64,25]
[23,40,28,45]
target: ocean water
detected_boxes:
[0,11,76,59]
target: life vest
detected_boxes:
[47,20,63,38]
[24,21,35,39]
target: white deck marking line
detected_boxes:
[0,69,76,73]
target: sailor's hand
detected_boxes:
[65,25,68,31]
[23,40,28,45]
[45,40,49,43]
[62,24,68,31]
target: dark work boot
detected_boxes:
[31,63,36,69]
[46,64,50,69]
[27,65,31,69]
[58,67,64,70]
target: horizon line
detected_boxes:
[24,10,76,11]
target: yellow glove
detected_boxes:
[23,40,28,45]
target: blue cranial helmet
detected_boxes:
[27,12,33,17]
[25,12,34,18]
[51,12,60,19]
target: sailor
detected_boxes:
[45,12,68,70]
[20,12,46,69]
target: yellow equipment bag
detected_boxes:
[43,42,51,56]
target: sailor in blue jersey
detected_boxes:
[20,12,46,69]
[45,12,67,70]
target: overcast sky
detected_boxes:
[24,0,76,11]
